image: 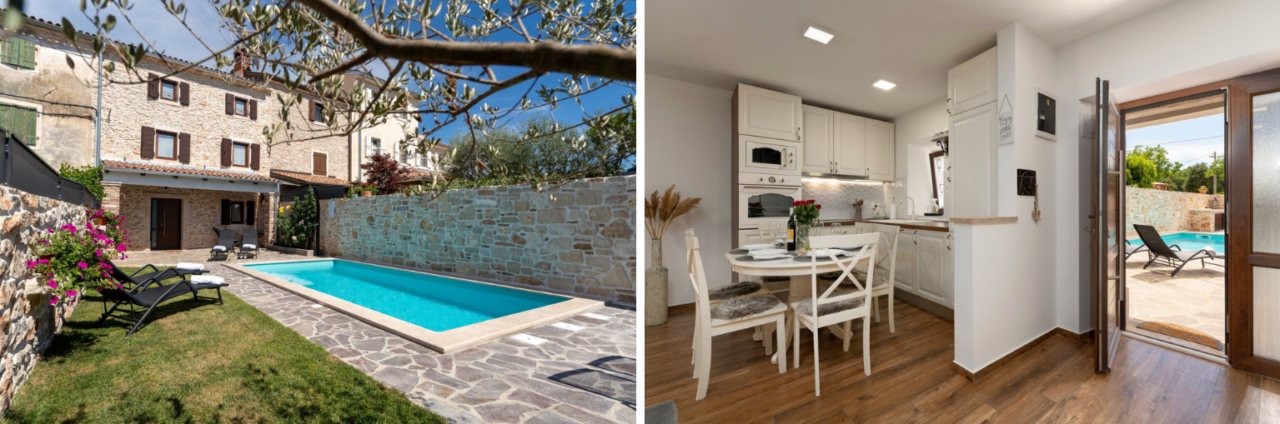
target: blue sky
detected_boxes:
[1125,113,1225,166]
[13,0,634,146]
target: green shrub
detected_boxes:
[276,190,317,249]
[59,164,104,200]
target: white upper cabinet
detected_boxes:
[833,112,867,176]
[949,101,997,218]
[864,119,895,181]
[801,106,834,174]
[947,47,997,116]
[737,84,803,141]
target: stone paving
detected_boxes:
[114,247,300,267]
[1126,253,1226,354]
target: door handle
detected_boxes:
[797,127,801,140]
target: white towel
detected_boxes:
[211,246,227,252]
[190,275,226,285]
[242,244,257,249]
[176,262,204,271]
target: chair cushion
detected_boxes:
[761,276,791,282]
[176,262,204,271]
[191,275,226,286]
[1175,250,1214,261]
[708,281,765,301]
[211,246,227,252]
[242,244,257,250]
[792,296,865,317]
[709,296,785,321]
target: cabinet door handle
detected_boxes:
[947,234,952,250]
[797,127,801,140]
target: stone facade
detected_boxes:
[116,184,270,250]
[1189,209,1223,232]
[1126,187,1222,236]
[0,187,86,416]
[0,23,99,169]
[319,176,637,305]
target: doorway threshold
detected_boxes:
[1123,330,1228,366]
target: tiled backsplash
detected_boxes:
[801,178,888,220]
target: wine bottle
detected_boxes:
[786,207,796,252]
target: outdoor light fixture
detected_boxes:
[804,25,835,44]
[873,80,897,91]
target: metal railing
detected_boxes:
[0,128,100,209]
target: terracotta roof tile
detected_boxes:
[270,169,353,186]
[103,160,279,183]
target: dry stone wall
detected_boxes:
[0,187,86,416]
[319,176,636,305]
[1126,187,1221,236]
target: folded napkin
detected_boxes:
[750,252,789,260]
[176,262,204,271]
[211,246,227,252]
[242,244,257,249]
[190,275,226,285]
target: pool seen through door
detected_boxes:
[150,198,182,250]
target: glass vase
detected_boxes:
[797,224,811,252]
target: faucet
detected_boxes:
[899,197,915,219]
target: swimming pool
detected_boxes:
[232,259,601,352]
[1128,232,1225,253]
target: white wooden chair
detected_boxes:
[791,232,879,396]
[687,229,787,400]
[688,229,775,362]
[853,222,900,333]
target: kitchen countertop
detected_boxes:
[819,218,951,232]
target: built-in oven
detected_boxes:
[738,184,803,229]
[739,135,799,176]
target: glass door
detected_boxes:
[1096,78,1125,373]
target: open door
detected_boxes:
[1095,78,1125,373]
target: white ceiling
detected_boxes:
[646,0,1181,119]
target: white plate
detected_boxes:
[805,249,847,258]
[750,248,786,256]
[741,243,777,251]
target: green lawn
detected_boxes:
[2,269,442,424]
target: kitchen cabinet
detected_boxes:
[865,226,953,309]
[799,106,895,180]
[801,106,834,174]
[949,101,997,218]
[736,84,803,142]
[944,232,954,307]
[916,231,948,305]
[893,229,918,293]
[833,112,867,176]
[865,119,895,181]
[947,47,997,116]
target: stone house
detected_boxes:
[0,17,99,169]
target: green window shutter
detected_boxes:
[0,38,13,66]
[20,38,35,69]
[24,108,37,146]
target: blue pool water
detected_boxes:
[244,260,569,331]
[1128,232,1225,253]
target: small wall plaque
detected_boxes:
[1018,169,1037,196]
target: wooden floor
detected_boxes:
[646,299,1280,423]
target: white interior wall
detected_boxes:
[645,74,735,307]
[1053,0,1280,334]
[892,99,950,216]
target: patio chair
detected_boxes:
[108,260,208,291]
[96,265,227,336]
[211,228,236,260]
[1125,239,1150,260]
[238,228,259,259]
[1134,224,1216,277]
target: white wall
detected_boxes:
[1053,0,1280,334]
[954,23,1060,373]
[892,99,949,216]
[645,74,735,306]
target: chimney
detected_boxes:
[233,49,250,78]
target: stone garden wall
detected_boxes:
[1126,187,1220,236]
[0,187,86,416]
[319,176,636,305]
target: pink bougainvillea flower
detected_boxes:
[26,261,35,268]
[37,259,50,264]
[77,262,88,269]
[48,281,56,289]
[46,228,54,233]
[66,290,77,297]
[50,296,57,304]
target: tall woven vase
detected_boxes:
[645,239,668,326]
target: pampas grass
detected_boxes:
[645,185,701,240]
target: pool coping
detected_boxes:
[224,258,604,353]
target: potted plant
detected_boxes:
[644,185,701,326]
[360,184,378,197]
[792,200,821,251]
[1199,185,1209,194]
[28,209,130,305]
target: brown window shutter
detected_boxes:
[313,152,326,175]
[249,99,257,120]
[179,82,190,106]
[225,93,234,115]
[221,138,232,166]
[245,201,256,226]
[147,74,158,99]
[250,143,261,170]
[220,199,231,225]
[140,126,155,159]
[178,133,191,163]
[308,99,315,121]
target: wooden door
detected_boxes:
[865,119,895,181]
[801,105,834,174]
[1226,75,1280,379]
[150,198,182,250]
[833,112,867,175]
[736,84,803,141]
[1095,78,1124,373]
